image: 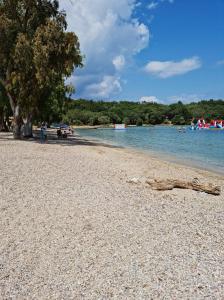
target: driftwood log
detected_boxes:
[146,179,221,196]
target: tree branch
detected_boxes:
[0,78,15,114]
[146,179,221,196]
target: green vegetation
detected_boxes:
[60,99,224,126]
[0,0,82,138]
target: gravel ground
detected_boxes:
[0,132,224,299]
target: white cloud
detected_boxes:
[139,96,161,103]
[217,60,224,66]
[161,0,174,3]
[148,2,159,10]
[144,57,202,78]
[135,2,142,7]
[147,0,174,10]
[85,76,122,98]
[59,0,150,98]
[113,55,126,71]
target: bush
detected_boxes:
[148,114,164,125]
[73,119,83,126]
[88,116,98,126]
[123,117,130,125]
[98,115,110,125]
[136,118,143,126]
[172,115,186,125]
[109,113,121,124]
[163,118,171,125]
[62,115,70,124]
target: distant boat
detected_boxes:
[114,124,127,130]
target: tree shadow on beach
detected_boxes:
[0,131,122,149]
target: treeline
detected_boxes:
[60,99,224,126]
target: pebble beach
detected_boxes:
[0,131,224,299]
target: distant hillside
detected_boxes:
[61,99,224,126]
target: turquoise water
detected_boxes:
[77,126,224,174]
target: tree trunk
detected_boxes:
[22,120,33,138]
[13,116,23,139]
[3,119,9,132]
[146,179,221,196]
[0,82,20,138]
[13,105,23,139]
[0,108,4,131]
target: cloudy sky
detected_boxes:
[59,0,224,103]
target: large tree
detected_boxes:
[0,0,82,138]
[0,81,12,131]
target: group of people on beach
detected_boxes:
[40,122,69,142]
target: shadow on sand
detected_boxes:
[0,131,122,149]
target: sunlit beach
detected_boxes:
[1,0,224,299]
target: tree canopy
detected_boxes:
[60,98,224,126]
[0,0,82,138]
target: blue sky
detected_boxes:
[60,0,224,103]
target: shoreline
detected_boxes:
[1,130,223,178]
[75,129,224,178]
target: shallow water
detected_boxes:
[77,126,224,174]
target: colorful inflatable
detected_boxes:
[190,118,224,130]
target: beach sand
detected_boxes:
[0,132,224,299]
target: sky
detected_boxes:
[59,0,224,103]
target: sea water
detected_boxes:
[77,126,224,174]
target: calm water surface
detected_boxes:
[77,126,224,174]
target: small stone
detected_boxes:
[127,177,140,184]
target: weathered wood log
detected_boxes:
[146,179,221,196]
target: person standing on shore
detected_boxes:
[40,122,47,143]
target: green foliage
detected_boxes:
[72,119,83,126]
[88,116,98,126]
[166,101,191,122]
[108,113,121,124]
[98,115,110,125]
[60,99,224,126]
[147,113,164,125]
[186,100,224,120]
[163,118,171,125]
[0,0,82,137]
[123,117,130,125]
[171,115,186,125]
[136,118,143,126]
